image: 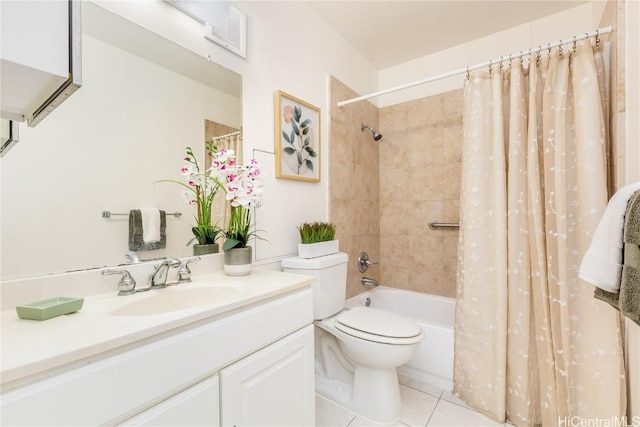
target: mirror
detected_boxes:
[0,2,242,280]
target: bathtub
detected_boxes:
[345,286,455,391]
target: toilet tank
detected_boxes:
[282,252,348,320]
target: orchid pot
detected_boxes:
[223,246,252,276]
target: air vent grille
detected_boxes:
[205,5,247,58]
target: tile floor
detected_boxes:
[315,377,510,427]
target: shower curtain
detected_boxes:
[454,42,626,425]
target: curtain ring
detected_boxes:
[558,41,563,55]
[466,66,470,80]
[547,42,552,55]
[595,29,601,47]
[500,56,504,69]
[536,46,542,63]
[572,35,577,53]
[520,51,525,64]
[489,59,492,75]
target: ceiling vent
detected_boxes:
[204,5,247,59]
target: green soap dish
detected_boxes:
[16,297,84,321]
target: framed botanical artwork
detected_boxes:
[274,90,321,182]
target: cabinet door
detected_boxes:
[119,375,219,427]
[220,325,315,426]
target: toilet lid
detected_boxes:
[334,307,423,343]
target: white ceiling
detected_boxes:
[306,0,589,69]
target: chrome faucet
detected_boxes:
[148,258,181,289]
[361,277,379,287]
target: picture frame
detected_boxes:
[274,90,321,182]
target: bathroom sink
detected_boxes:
[106,284,245,316]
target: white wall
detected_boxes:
[378,3,600,106]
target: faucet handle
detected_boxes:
[177,256,201,283]
[102,268,137,296]
[357,252,378,273]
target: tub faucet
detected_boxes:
[361,277,379,287]
[148,258,181,289]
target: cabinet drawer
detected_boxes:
[1,289,312,426]
[119,375,219,427]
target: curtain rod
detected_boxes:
[337,25,613,107]
[211,130,242,141]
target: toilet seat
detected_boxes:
[334,307,423,345]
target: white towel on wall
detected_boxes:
[140,208,161,244]
[579,181,640,292]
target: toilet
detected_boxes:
[282,252,424,424]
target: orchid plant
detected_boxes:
[158,145,224,246]
[207,142,264,251]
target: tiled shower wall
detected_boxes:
[329,76,462,299]
[378,91,463,298]
[329,77,380,299]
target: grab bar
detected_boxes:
[428,222,459,230]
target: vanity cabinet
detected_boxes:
[1,288,314,426]
[220,325,315,425]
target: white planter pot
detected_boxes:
[297,240,339,259]
[224,246,252,276]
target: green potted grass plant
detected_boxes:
[296,222,338,259]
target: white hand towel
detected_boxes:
[579,181,640,292]
[140,208,161,244]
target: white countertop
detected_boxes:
[1,268,313,388]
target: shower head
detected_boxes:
[361,124,383,141]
